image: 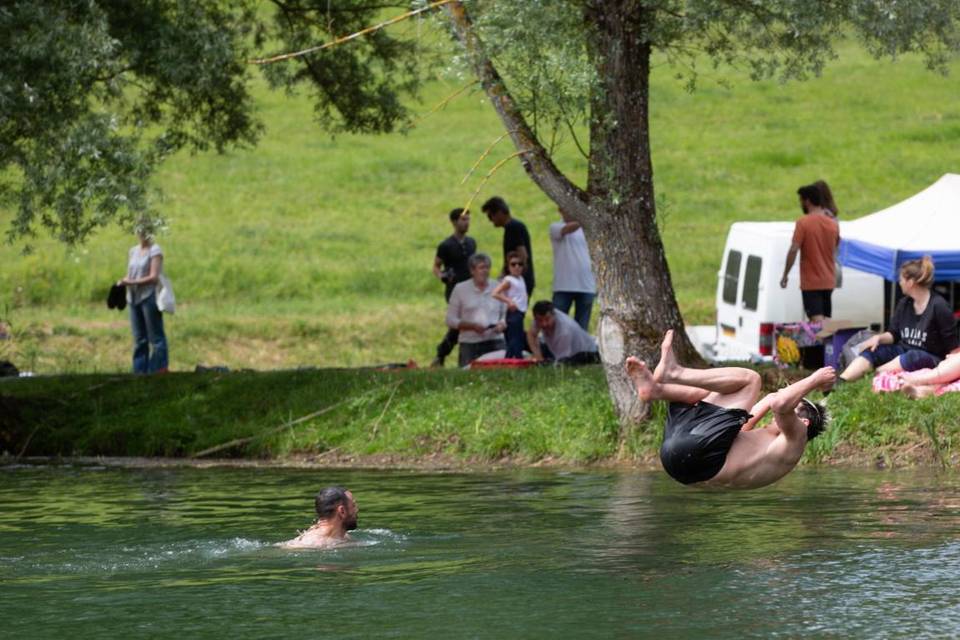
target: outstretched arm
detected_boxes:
[770,367,835,439]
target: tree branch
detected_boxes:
[444,1,589,216]
[251,0,453,65]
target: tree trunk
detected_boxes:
[446,0,702,449]
[583,0,702,446]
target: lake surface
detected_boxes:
[2,463,959,638]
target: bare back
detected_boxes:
[705,415,808,489]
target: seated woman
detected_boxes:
[839,256,957,383]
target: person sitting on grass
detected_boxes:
[838,256,957,384]
[626,330,833,489]
[526,300,600,365]
[898,351,960,399]
[281,487,359,549]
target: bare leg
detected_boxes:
[901,382,936,400]
[902,357,960,386]
[653,330,754,392]
[625,357,708,405]
[877,356,904,373]
[839,355,873,382]
[644,330,761,410]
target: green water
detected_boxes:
[2,463,959,638]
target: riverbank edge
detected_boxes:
[2,442,951,472]
[2,366,958,469]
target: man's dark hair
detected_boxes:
[481,196,509,216]
[797,185,823,208]
[315,486,350,520]
[798,399,827,441]
[532,300,554,317]
[448,207,466,222]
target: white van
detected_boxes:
[687,221,884,362]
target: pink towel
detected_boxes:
[872,371,904,393]
[872,368,960,396]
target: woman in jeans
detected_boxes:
[118,225,169,373]
[492,251,528,358]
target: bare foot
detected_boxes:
[653,329,678,383]
[625,356,658,401]
[901,382,934,400]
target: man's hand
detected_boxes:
[811,366,837,391]
[779,275,788,289]
[494,321,506,333]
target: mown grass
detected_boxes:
[1,40,959,373]
[2,367,958,466]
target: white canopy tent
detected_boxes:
[839,173,960,281]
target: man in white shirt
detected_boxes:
[446,253,507,366]
[526,300,600,365]
[549,209,596,331]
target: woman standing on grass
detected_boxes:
[118,221,169,374]
[492,251,529,359]
[838,256,956,383]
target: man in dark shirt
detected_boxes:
[432,208,477,367]
[482,196,535,299]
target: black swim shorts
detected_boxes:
[660,401,752,485]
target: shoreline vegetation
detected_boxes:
[3,366,958,469]
[2,43,960,469]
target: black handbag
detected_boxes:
[107,283,127,310]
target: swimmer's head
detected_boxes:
[796,398,827,441]
[315,486,359,530]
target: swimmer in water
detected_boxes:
[281,486,359,548]
[626,330,833,490]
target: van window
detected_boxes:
[722,250,742,304]
[742,255,762,311]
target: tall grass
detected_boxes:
[1,41,959,373]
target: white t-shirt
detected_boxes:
[536,309,598,359]
[126,243,163,305]
[549,223,596,293]
[500,275,528,313]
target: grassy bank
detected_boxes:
[1,41,959,373]
[3,367,959,467]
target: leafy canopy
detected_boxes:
[2,0,958,244]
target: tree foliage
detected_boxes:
[0,0,261,245]
[4,1,958,246]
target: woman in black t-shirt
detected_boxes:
[839,256,958,382]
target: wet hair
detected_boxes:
[797,184,824,208]
[798,399,827,441]
[448,207,467,222]
[815,180,838,217]
[315,486,350,520]
[532,300,554,317]
[899,255,935,288]
[481,196,510,217]
[501,250,526,277]
[468,252,492,270]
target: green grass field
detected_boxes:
[1,40,959,373]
